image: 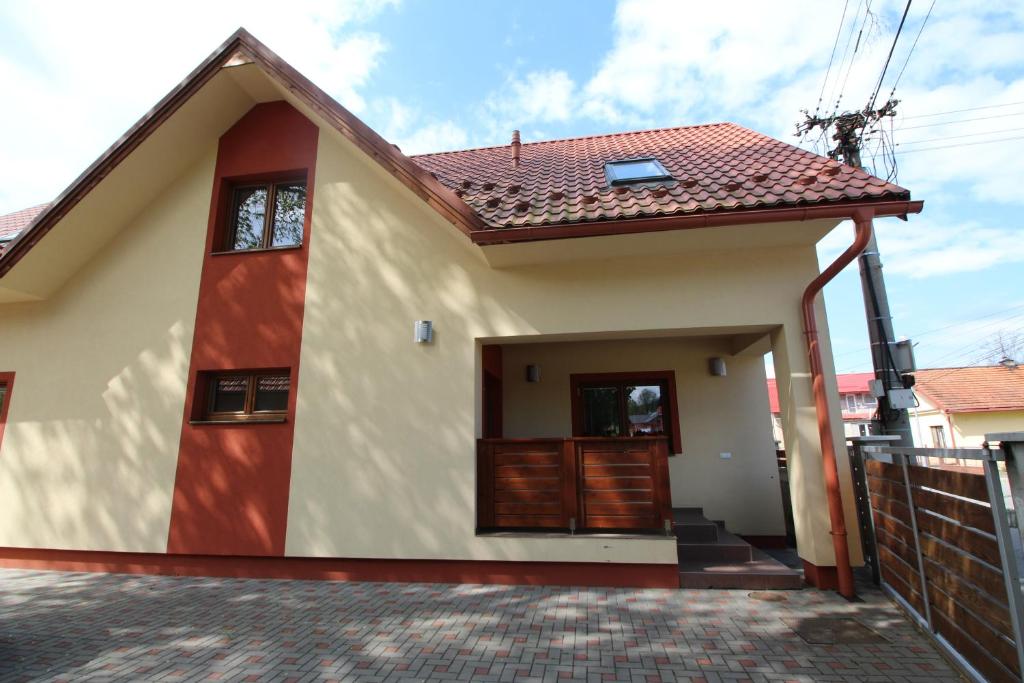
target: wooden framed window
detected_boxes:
[201,370,290,422]
[570,370,682,454]
[225,179,306,251]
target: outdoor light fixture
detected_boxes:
[413,320,433,344]
[708,357,727,377]
[525,364,541,383]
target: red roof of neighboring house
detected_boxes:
[766,372,875,415]
[914,366,1024,413]
[766,378,780,413]
[414,124,911,231]
[0,205,45,239]
[837,372,874,394]
[0,204,47,252]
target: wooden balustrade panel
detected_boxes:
[478,440,569,529]
[577,438,670,530]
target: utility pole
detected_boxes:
[798,99,915,446]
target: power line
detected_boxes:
[864,0,913,117]
[893,135,1024,154]
[817,1,851,116]
[833,309,1024,371]
[897,126,1024,146]
[902,100,1024,120]
[896,111,1024,130]
[885,0,935,101]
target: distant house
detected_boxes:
[767,372,878,448]
[911,365,1024,449]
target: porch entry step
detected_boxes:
[672,507,801,590]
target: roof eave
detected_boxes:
[469,198,924,246]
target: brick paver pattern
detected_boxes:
[0,569,960,682]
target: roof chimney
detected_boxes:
[511,129,521,168]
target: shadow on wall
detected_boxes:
[0,158,210,553]
[286,135,545,559]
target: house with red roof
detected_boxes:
[910,365,1024,449]
[0,30,923,592]
[767,372,878,448]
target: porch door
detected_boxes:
[569,371,680,454]
[569,371,677,530]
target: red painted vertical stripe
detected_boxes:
[167,101,318,556]
[0,372,14,452]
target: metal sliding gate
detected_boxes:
[849,435,1024,683]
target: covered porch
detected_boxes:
[475,329,816,587]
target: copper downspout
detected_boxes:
[801,208,874,600]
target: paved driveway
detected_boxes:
[0,568,959,682]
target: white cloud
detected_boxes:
[372,97,469,155]
[0,0,398,213]
[481,69,577,140]
[817,217,1024,280]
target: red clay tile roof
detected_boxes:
[0,203,47,256]
[412,123,910,230]
[0,203,46,241]
[914,366,1024,413]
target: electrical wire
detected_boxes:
[897,127,1024,146]
[816,1,851,120]
[896,111,1024,131]
[902,101,1024,120]
[893,135,1024,154]
[884,0,935,102]
[864,0,913,116]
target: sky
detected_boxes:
[1,0,1022,375]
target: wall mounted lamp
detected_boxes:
[525,364,541,383]
[414,320,433,343]
[708,357,727,377]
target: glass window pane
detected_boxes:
[581,386,621,437]
[271,183,306,247]
[607,159,671,184]
[626,384,664,436]
[212,376,248,413]
[231,187,268,250]
[254,374,289,412]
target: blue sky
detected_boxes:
[1,1,1022,374]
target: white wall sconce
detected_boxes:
[414,320,433,343]
[525,364,541,383]
[708,357,727,377]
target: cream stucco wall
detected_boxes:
[286,118,859,567]
[0,150,214,552]
[500,338,786,536]
[953,410,1024,447]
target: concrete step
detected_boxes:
[678,559,803,590]
[677,538,754,562]
[673,521,719,543]
[672,507,704,521]
[679,547,801,589]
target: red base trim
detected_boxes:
[802,559,839,589]
[739,535,789,549]
[0,547,679,589]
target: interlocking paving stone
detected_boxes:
[0,569,960,682]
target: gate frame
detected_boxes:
[849,433,1024,683]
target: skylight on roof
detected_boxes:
[604,158,672,186]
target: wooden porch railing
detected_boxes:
[477,436,672,532]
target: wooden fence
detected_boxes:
[477,436,672,532]
[851,437,1024,683]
